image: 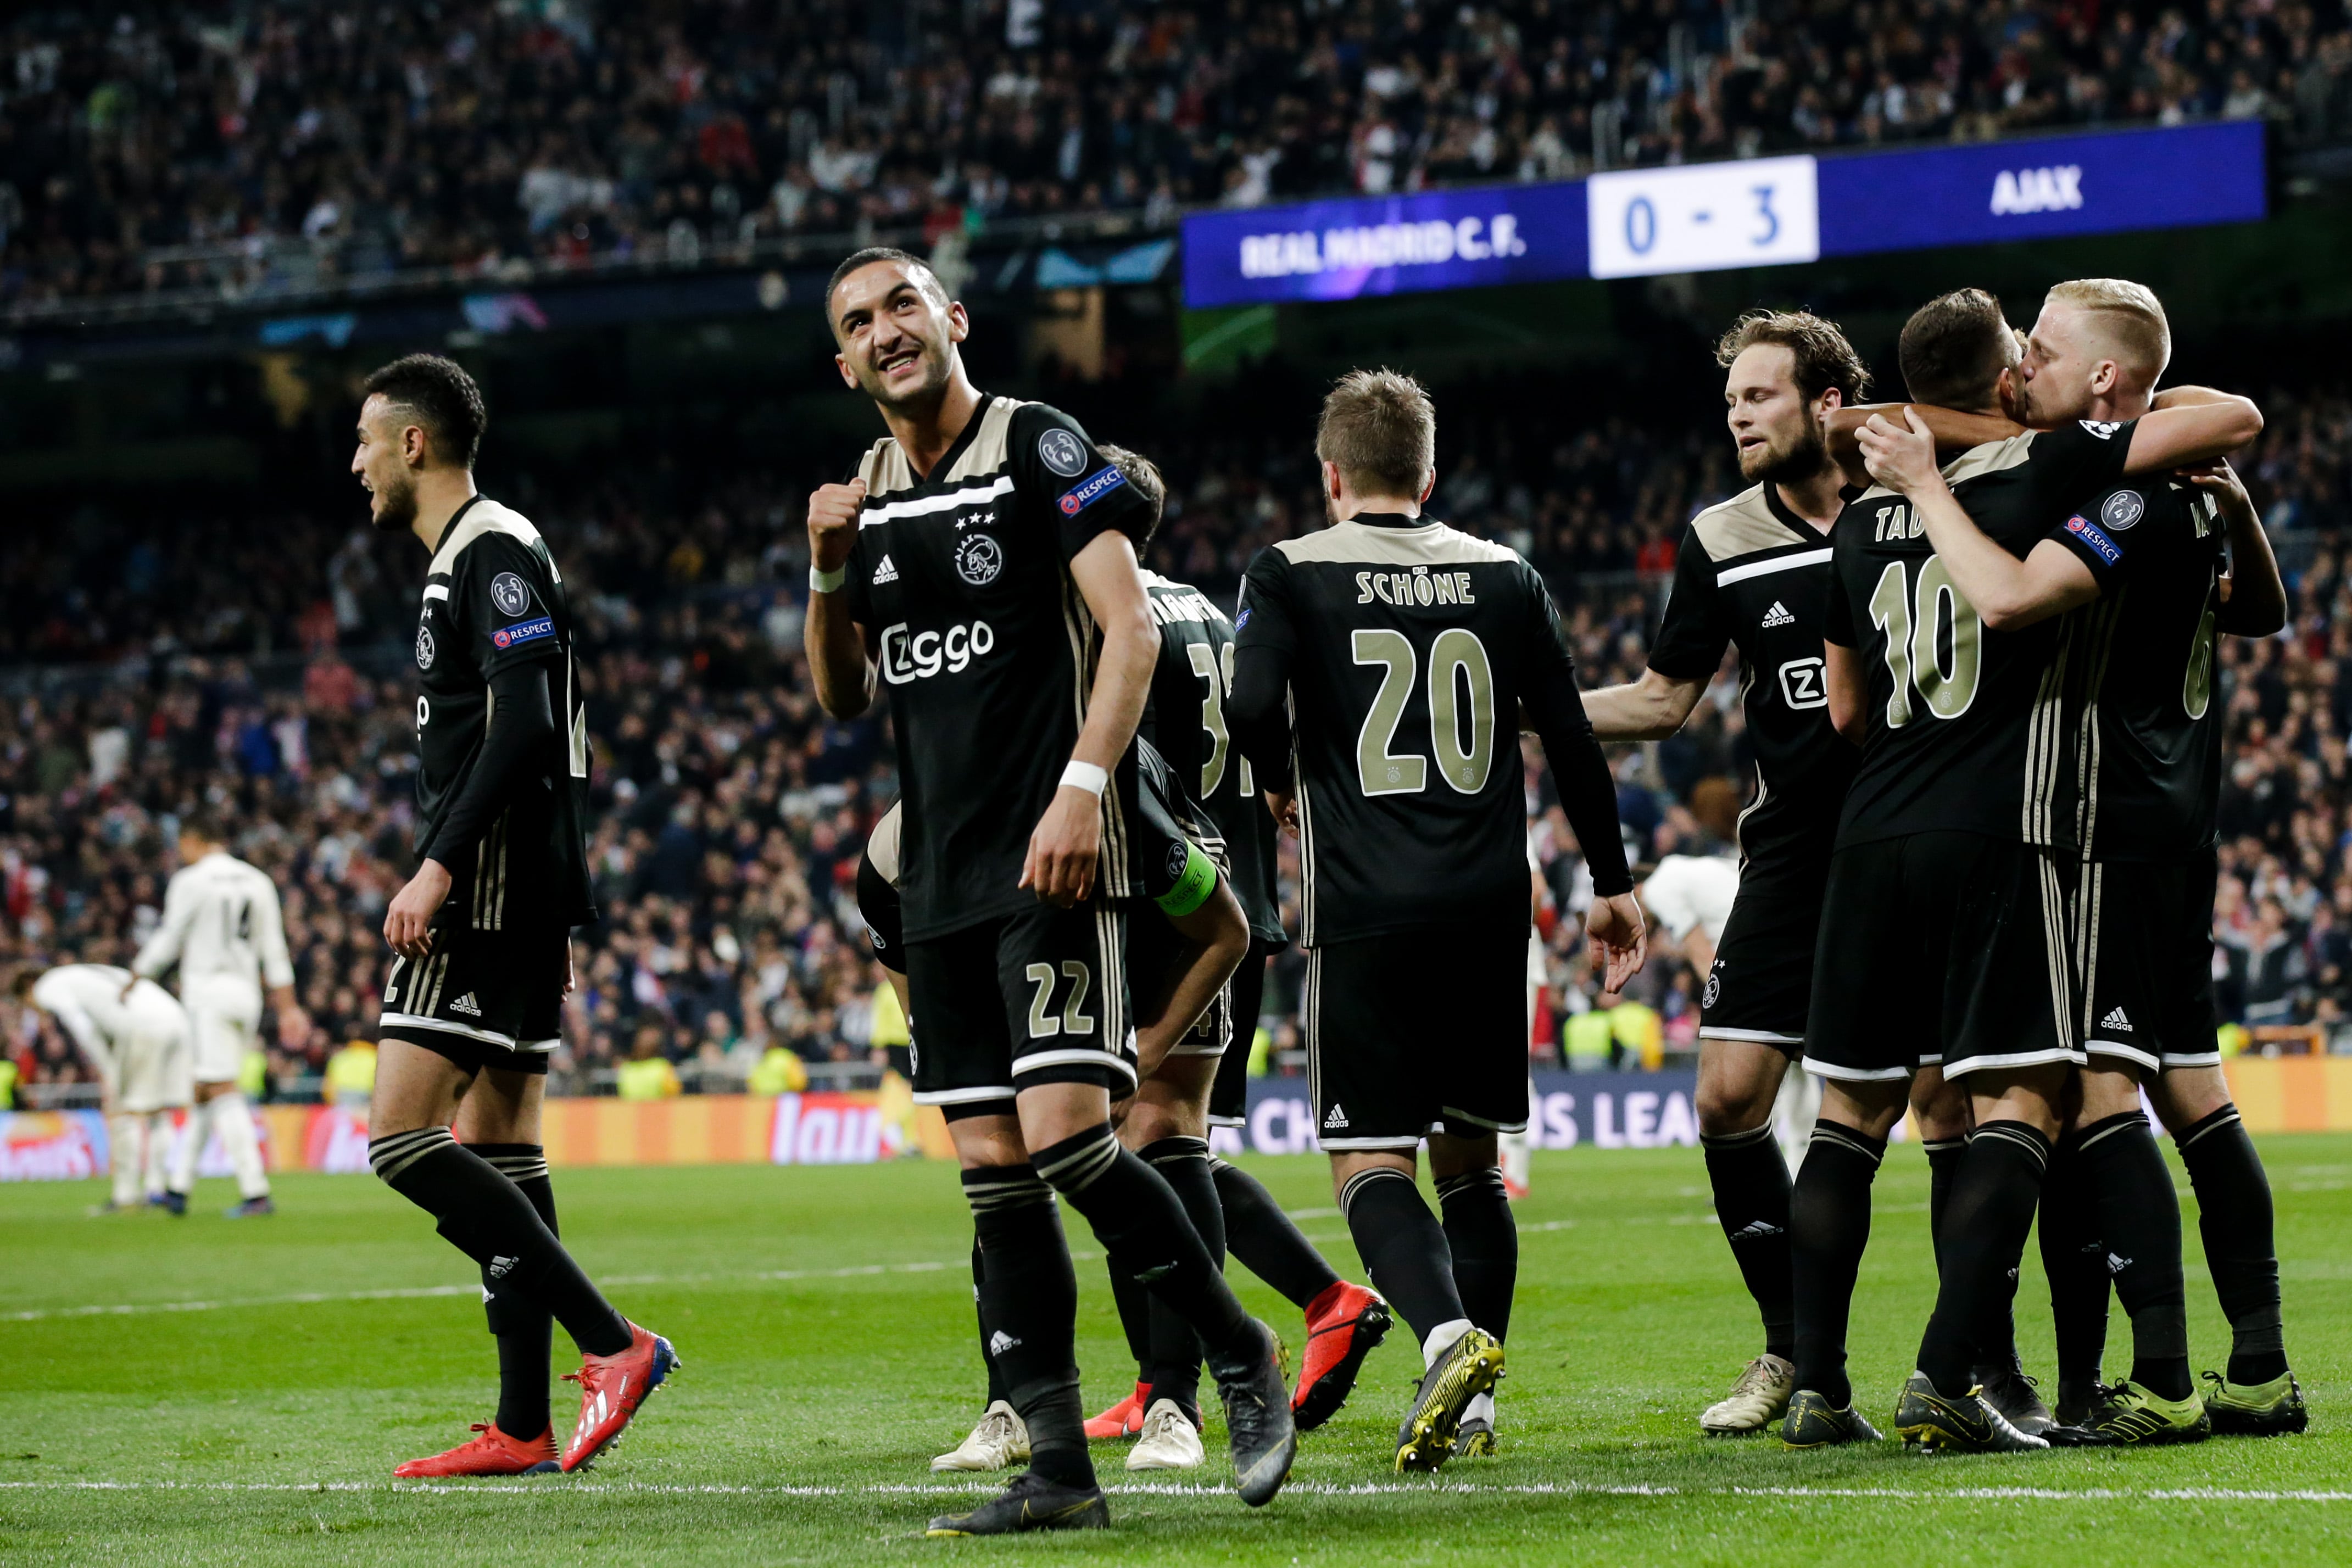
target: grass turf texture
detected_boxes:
[3,1138,2347,1566]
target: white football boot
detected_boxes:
[930,1400,1030,1472]
[1700,1353,1796,1435]
[1124,1398,1206,1471]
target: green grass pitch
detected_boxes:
[3,1136,2349,1565]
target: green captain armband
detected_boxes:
[1155,840,1218,918]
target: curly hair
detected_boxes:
[1714,309,1872,405]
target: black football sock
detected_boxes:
[370,1129,631,1357]
[1790,1120,1885,1409]
[1108,1258,1153,1385]
[1032,1124,1256,1362]
[971,1235,1009,1407]
[1340,1166,1464,1348]
[1139,1136,1222,1421]
[1923,1136,1967,1269]
[1212,1157,1342,1308]
[964,1163,1091,1489]
[1702,1123,1796,1361]
[1436,1165,1517,1344]
[2078,1111,2191,1400]
[2036,1135,2110,1399]
[1916,1121,2050,1399]
[473,1144,557,1439]
[2176,1106,2289,1384]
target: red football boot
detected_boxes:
[394,1422,560,1478]
[1083,1380,1149,1440]
[560,1321,681,1472]
[1292,1281,1393,1431]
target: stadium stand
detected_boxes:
[3,367,2347,1104]
[7,2,2352,311]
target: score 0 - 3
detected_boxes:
[1586,155,1821,278]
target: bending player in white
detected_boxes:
[21,963,192,1214]
[131,814,304,1217]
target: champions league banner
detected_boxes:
[1183,120,2266,309]
[1218,1070,1703,1159]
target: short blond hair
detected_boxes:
[1316,368,1435,500]
[2046,278,2171,386]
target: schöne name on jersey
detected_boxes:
[1354,567,1476,606]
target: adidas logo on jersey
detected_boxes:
[1761,601,1796,628]
[449,992,483,1017]
[2100,1006,2132,1032]
[872,554,899,584]
[1323,1104,1350,1131]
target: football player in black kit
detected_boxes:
[1082,447,1393,1461]
[352,355,677,1478]
[1585,310,1966,1436]
[1854,278,2295,1443]
[803,248,1294,1533]
[1230,370,1647,1470]
[1790,288,2261,1453]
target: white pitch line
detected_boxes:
[3,1479,2348,1504]
[0,1257,997,1324]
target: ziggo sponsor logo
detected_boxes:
[880,620,994,684]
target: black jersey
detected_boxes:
[1822,421,2137,849]
[1233,512,1631,946]
[2044,477,2227,860]
[410,497,596,929]
[1139,569,1284,945]
[841,394,1158,942]
[1646,481,1855,872]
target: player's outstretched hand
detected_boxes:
[1856,407,1947,499]
[383,859,453,961]
[1021,784,1102,908]
[1586,891,1648,992]
[806,479,867,573]
[2179,457,2253,516]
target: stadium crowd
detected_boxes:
[6,371,2352,1100]
[10,1,2352,308]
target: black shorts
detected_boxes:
[1699,852,1828,1053]
[378,923,566,1076]
[2077,850,2221,1073]
[857,849,904,975]
[1210,938,1280,1128]
[1805,832,2080,1084]
[905,900,1135,1118]
[1306,925,1528,1152]
[1128,903,1230,1063]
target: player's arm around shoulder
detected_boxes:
[805,477,876,717]
[1858,406,2094,632]
[2121,386,2263,476]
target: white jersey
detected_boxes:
[133,850,294,992]
[1640,853,1740,945]
[30,964,191,1111]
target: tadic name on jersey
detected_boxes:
[881,619,996,684]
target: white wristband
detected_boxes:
[1060,761,1109,797]
[809,562,846,594]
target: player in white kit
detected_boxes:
[132,816,305,1217]
[21,964,192,1212]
